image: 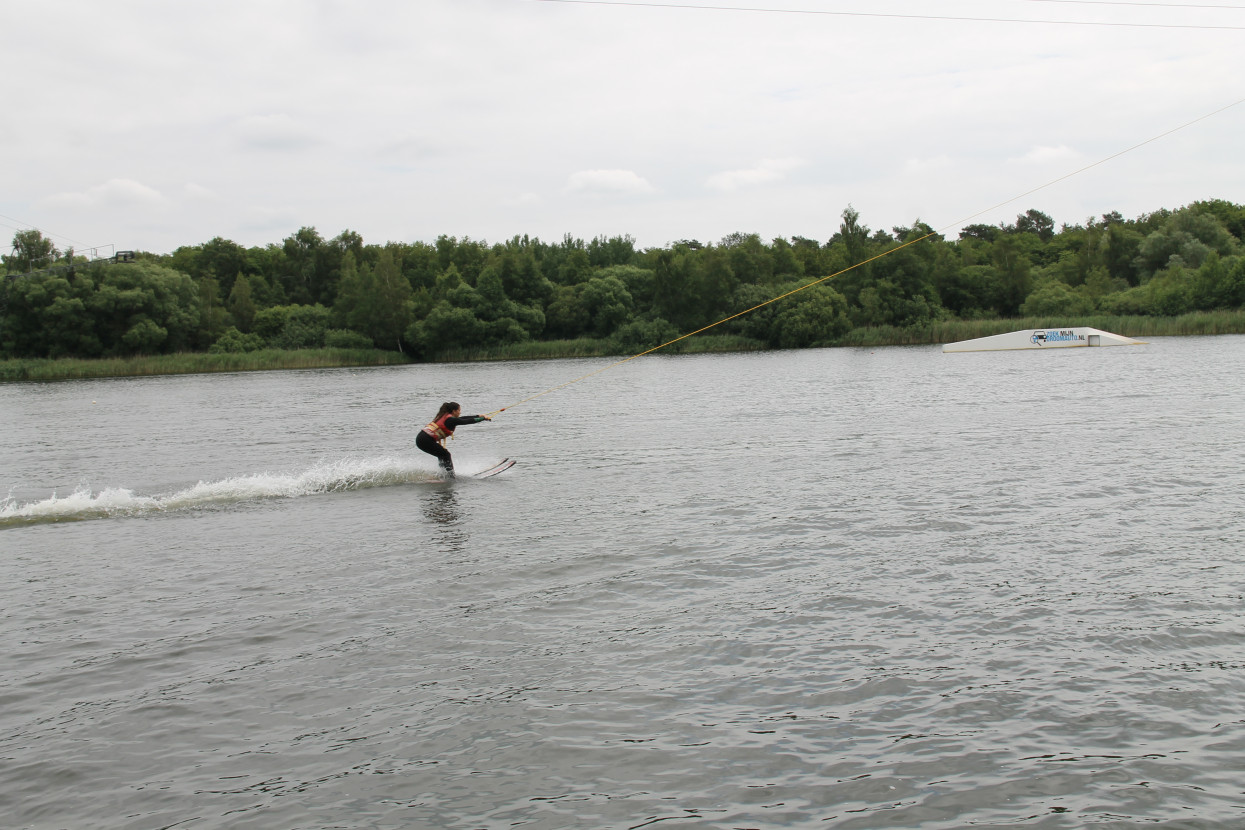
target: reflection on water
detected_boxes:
[422,485,469,553]
[423,483,461,525]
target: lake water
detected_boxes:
[2,337,1244,829]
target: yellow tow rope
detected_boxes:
[483,95,1245,420]
[483,234,931,418]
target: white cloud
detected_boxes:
[903,155,953,173]
[503,192,543,207]
[1011,145,1080,165]
[41,178,166,210]
[2,3,1239,252]
[235,114,320,151]
[240,206,299,233]
[565,169,656,196]
[706,158,805,192]
[184,182,216,200]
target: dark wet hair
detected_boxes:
[434,401,461,419]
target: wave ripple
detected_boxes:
[1,456,441,526]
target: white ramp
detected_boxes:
[943,327,1145,353]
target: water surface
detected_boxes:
[3,337,1244,828]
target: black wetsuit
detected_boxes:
[416,415,488,475]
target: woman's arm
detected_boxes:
[445,415,490,428]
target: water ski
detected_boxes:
[475,458,516,479]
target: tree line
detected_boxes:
[3,199,1244,360]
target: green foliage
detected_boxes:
[1020,280,1096,317]
[197,277,228,345]
[1011,209,1056,242]
[227,274,257,332]
[6,200,1245,369]
[409,303,486,354]
[1190,253,1245,310]
[1133,210,1238,281]
[333,249,414,351]
[579,275,634,337]
[253,304,331,349]
[609,317,680,353]
[544,285,590,339]
[0,261,201,358]
[587,234,637,268]
[3,229,59,273]
[209,326,265,353]
[773,285,852,348]
[324,328,376,349]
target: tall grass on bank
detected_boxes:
[429,334,765,363]
[0,348,410,382]
[837,310,1245,348]
[5,311,1244,381]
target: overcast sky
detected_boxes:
[3,0,1243,258]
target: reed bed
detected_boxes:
[429,334,765,363]
[0,348,410,382]
[5,312,1243,381]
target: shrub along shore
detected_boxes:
[3,310,1243,382]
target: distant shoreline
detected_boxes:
[3,311,1244,382]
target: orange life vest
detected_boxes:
[422,413,455,444]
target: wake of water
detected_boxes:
[0,455,465,527]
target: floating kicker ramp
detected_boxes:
[942,327,1145,353]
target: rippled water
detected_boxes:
[3,337,1244,829]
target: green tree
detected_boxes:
[1188,199,1245,242]
[1102,222,1144,285]
[4,229,59,273]
[364,248,415,351]
[1,273,96,356]
[579,275,634,337]
[408,303,486,354]
[544,284,590,339]
[959,224,1000,243]
[839,205,870,268]
[721,232,775,287]
[227,274,257,331]
[198,237,256,296]
[698,247,738,322]
[279,226,330,304]
[209,326,264,353]
[774,285,851,348]
[253,304,331,348]
[1134,210,1238,280]
[990,236,1033,316]
[407,257,538,353]
[555,245,592,287]
[197,277,228,344]
[769,237,803,280]
[488,247,553,307]
[400,241,441,291]
[1013,209,1056,242]
[1189,253,1245,310]
[88,262,200,355]
[652,247,698,330]
[435,235,489,284]
[788,236,827,277]
[610,317,679,353]
[1019,280,1095,317]
[828,206,874,305]
[588,234,637,268]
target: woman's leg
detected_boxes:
[416,431,456,476]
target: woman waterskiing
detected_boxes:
[416,401,491,478]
